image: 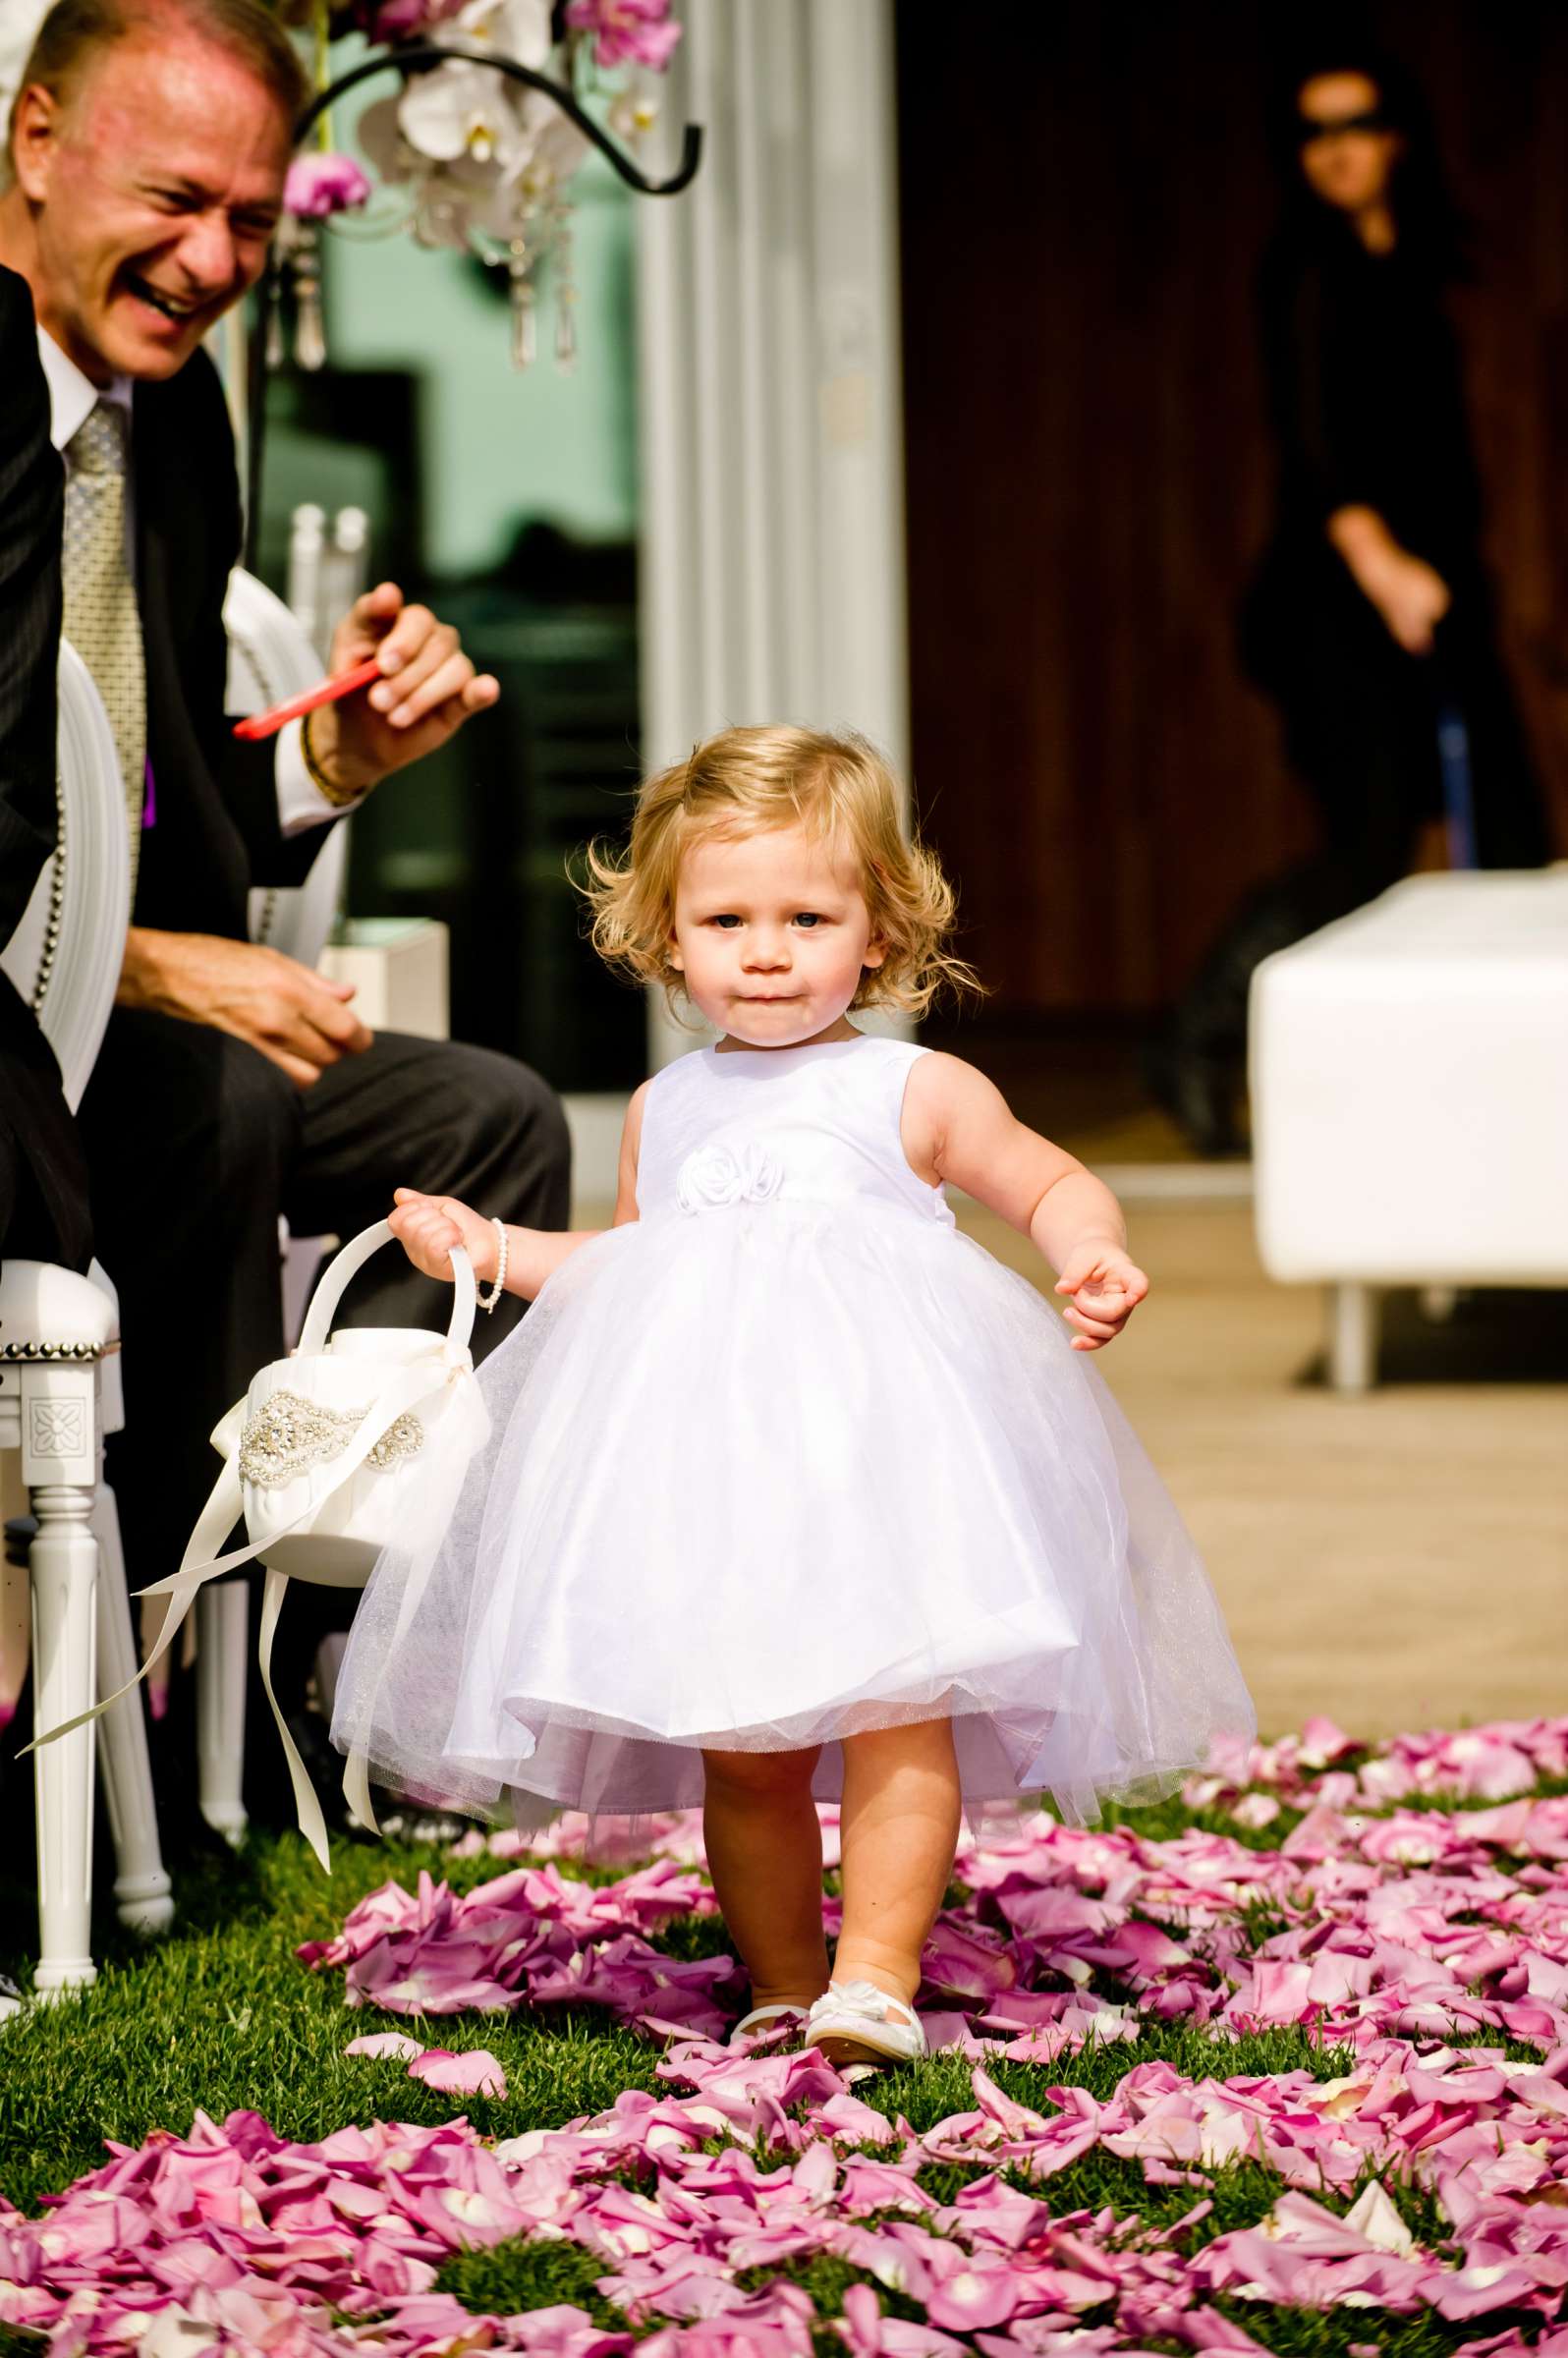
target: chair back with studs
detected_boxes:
[224,565,348,969]
[0,642,131,1112]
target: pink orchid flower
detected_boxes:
[563,0,681,73]
[284,151,371,218]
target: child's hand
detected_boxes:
[1053,1241,1148,1350]
[389,1188,498,1284]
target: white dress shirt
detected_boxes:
[37,327,357,838]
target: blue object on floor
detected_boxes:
[1435,700,1477,870]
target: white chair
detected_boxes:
[1251,870,1568,1391]
[227,563,350,968]
[0,644,175,1993]
[189,568,355,1843]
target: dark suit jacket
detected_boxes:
[1,265,62,941]
[131,345,327,938]
[0,262,91,1271]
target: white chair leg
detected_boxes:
[1327,1282,1378,1395]
[197,1580,249,1842]
[29,1480,99,1993]
[90,1484,174,1936]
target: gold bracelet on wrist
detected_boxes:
[300,707,365,808]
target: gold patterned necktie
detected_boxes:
[61,399,147,902]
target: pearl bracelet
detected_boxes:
[476,1217,509,1313]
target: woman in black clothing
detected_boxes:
[1152,52,1548,1154]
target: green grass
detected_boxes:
[0,1819,1553,2358]
[1345,1771,1568,1816]
[0,1822,1361,2222]
[1189,2307,1541,2358]
[428,2141,1483,2356]
[1101,1792,1310,1850]
[0,1831,664,2216]
[436,2237,629,2330]
[433,2223,1542,2358]
[860,2024,1357,2126]
[1103,1768,1568,1849]
[424,2133,1500,2358]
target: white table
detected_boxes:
[1249,871,1568,1391]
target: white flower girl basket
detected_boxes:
[28,1220,488,1868]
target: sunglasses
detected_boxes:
[1298,109,1388,144]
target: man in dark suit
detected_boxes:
[0,0,571,1823]
[0,257,90,1274]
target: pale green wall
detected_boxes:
[323,140,640,577]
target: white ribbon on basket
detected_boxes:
[25,1220,488,1871]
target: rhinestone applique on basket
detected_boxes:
[238,1388,424,1489]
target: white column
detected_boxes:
[637,0,909,1067]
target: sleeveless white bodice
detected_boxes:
[635,1035,956,1230]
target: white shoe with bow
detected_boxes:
[804,1979,927,2070]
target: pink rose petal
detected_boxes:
[407,2048,508,2099]
[344,2031,426,2061]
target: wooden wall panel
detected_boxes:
[898,0,1568,1015]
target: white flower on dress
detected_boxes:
[676,1140,784,1214]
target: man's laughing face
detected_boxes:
[12,29,291,383]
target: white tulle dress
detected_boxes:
[332,1034,1255,1825]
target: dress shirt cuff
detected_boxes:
[275,715,366,835]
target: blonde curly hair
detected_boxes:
[579,724,979,1017]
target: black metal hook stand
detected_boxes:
[244,42,702,559]
[291,44,703,196]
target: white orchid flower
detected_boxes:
[357,94,414,186]
[355,0,588,256]
[397,57,530,171]
[446,0,552,65]
[607,75,661,142]
[511,88,589,195]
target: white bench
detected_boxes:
[1250,870,1568,1392]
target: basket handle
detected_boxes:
[296,1217,476,1367]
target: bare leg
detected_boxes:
[701,1745,830,2010]
[835,1717,961,2008]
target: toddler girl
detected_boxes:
[333,726,1254,2069]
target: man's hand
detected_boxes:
[304,583,501,797]
[1053,1239,1149,1351]
[118,928,372,1088]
